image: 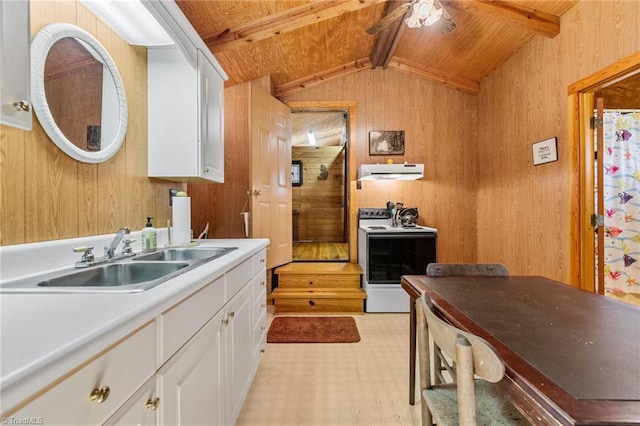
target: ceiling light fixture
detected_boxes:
[404,0,443,29]
[307,130,317,146]
[80,0,174,46]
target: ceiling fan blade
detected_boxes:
[366,3,412,35]
[436,0,456,34]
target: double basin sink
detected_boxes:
[0,247,237,294]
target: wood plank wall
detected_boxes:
[292,146,345,242]
[0,1,183,246]
[283,69,479,263]
[477,1,639,284]
[188,82,252,239]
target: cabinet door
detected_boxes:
[0,0,32,130]
[104,376,159,426]
[159,309,225,426]
[225,283,254,423]
[198,50,224,183]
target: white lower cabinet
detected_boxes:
[5,249,268,426]
[11,321,156,426]
[225,283,254,422]
[103,376,159,426]
[159,308,226,426]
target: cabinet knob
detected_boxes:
[228,311,235,318]
[89,386,110,403]
[203,166,210,173]
[222,318,229,325]
[145,397,160,410]
[308,300,315,306]
[13,100,31,112]
[308,280,314,285]
[260,349,266,353]
[260,280,266,286]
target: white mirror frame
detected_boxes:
[31,23,128,163]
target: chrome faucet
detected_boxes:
[105,227,130,259]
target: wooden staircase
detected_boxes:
[272,262,366,314]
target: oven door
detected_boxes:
[366,232,437,284]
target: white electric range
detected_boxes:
[357,208,437,312]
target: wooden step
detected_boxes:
[271,288,366,315]
[275,262,363,275]
[273,263,365,314]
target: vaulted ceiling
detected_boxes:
[176,0,579,97]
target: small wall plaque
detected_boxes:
[532,137,558,166]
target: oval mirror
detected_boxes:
[31,23,127,163]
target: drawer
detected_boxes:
[253,310,267,348]
[253,290,267,320]
[278,274,360,289]
[252,249,266,274]
[274,296,364,314]
[252,270,267,296]
[227,257,253,298]
[161,275,225,364]
[10,322,156,425]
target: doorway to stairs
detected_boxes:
[290,109,349,262]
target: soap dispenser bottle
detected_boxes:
[142,217,157,252]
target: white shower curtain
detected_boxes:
[602,110,640,295]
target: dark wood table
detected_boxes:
[401,275,640,425]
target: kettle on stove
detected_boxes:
[399,207,419,227]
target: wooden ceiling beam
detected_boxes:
[444,0,560,38]
[274,58,372,97]
[387,57,480,94]
[370,0,407,68]
[204,0,387,54]
[274,55,479,97]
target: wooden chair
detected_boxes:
[425,263,509,384]
[417,294,529,425]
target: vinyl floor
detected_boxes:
[236,308,422,425]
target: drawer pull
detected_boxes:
[89,386,110,403]
[308,300,315,306]
[146,397,160,410]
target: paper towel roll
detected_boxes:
[172,197,191,245]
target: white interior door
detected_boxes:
[250,86,292,269]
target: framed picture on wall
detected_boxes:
[369,131,405,155]
[532,137,558,165]
[292,160,303,186]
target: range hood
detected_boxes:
[358,163,424,180]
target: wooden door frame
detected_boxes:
[569,51,640,291]
[285,101,358,263]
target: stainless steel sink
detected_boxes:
[133,247,235,262]
[0,246,238,294]
[38,262,190,288]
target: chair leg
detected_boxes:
[456,337,476,426]
[421,393,434,425]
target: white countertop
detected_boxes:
[0,236,268,412]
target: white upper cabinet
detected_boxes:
[0,0,32,130]
[148,48,224,182]
[143,0,227,183]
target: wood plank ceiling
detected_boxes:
[176,0,578,97]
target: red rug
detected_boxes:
[267,316,361,343]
